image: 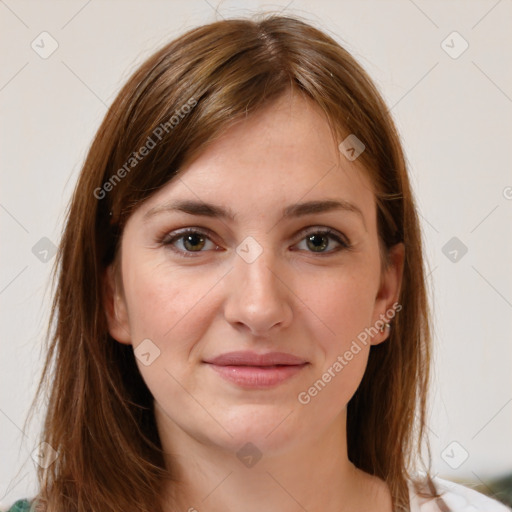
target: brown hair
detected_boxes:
[26,12,439,512]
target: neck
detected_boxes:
[156,403,389,512]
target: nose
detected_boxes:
[223,247,293,337]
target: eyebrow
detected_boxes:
[143,198,366,228]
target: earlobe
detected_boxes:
[103,264,132,345]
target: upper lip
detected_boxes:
[204,351,308,366]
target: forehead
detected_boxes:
[136,91,376,226]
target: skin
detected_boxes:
[104,89,404,512]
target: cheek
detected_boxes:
[122,260,221,351]
[123,264,215,417]
[297,275,377,418]
[297,257,380,406]
[305,262,380,351]
[124,270,180,340]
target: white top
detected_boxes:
[1,476,510,512]
[409,476,511,511]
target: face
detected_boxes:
[104,90,404,457]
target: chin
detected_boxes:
[211,405,307,456]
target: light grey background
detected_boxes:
[1,0,511,507]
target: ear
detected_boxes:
[370,242,405,346]
[102,262,132,345]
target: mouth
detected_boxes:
[203,351,309,388]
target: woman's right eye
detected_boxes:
[161,229,219,257]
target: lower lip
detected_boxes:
[206,363,308,388]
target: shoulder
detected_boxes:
[409,475,512,512]
[1,499,32,512]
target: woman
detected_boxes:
[6,13,509,512]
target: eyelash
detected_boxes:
[159,227,352,258]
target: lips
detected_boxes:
[204,351,308,367]
[203,351,309,388]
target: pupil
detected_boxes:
[308,234,327,252]
[184,233,204,251]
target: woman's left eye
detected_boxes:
[160,227,350,257]
[293,228,350,254]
